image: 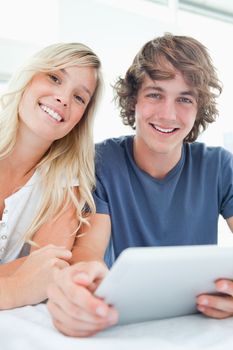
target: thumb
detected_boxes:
[71,261,108,287]
[73,272,90,286]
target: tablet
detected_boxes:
[95,245,233,325]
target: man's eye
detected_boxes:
[146,93,161,99]
[179,97,193,104]
[74,95,85,104]
[48,74,60,84]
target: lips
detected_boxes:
[39,103,64,122]
[149,123,178,134]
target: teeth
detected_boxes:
[155,126,175,133]
[40,104,63,122]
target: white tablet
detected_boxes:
[95,245,233,325]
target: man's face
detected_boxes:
[134,71,198,160]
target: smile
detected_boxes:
[39,103,64,122]
[149,123,178,134]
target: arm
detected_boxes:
[196,216,233,319]
[0,203,78,309]
[47,213,119,337]
[71,212,111,264]
[0,202,78,277]
[226,216,233,233]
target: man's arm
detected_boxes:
[226,216,233,233]
[47,213,119,337]
[71,213,111,264]
[196,215,233,319]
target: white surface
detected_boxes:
[96,245,233,324]
[1,304,233,350]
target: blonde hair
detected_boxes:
[0,42,103,241]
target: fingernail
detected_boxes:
[73,273,89,283]
[197,305,205,312]
[64,251,72,257]
[96,306,107,317]
[198,298,208,306]
[217,282,228,292]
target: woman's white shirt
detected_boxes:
[0,170,79,264]
[0,170,43,263]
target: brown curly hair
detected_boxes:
[114,33,222,142]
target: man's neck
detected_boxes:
[133,138,182,179]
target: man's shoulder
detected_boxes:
[95,135,133,156]
[188,142,232,161]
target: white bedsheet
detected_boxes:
[0,304,233,350]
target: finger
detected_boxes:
[47,296,115,330]
[215,279,233,297]
[197,304,232,319]
[47,282,114,325]
[51,316,106,338]
[47,284,104,323]
[51,268,118,321]
[52,259,70,270]
[50,248,72,261]
[72,261,108,287]
[31,245,72,260]
[197,294,233,314]
[32,244,66,252]
[61,278,110,317]
[54,261,107,295]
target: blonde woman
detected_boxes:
[0,42,102,308]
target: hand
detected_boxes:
[47,261,119,337]
[197,279,233,318]
[4,244,72,308]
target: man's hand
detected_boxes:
[47,261,118,337]
[197,279,233,318]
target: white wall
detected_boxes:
[56,0,233,148]
[57,0,175,141]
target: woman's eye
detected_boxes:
[48,74,60,84]
[74,95,85,104]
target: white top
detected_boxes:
[0,170,78,264]
[0,170,43,263]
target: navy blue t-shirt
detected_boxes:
[94,136,233,265]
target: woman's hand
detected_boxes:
[1,244,72,309]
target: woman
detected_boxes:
[0,42,102,308]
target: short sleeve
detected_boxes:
[93,176,110,214]
[219,149,233,219]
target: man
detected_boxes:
[47,33,233,337]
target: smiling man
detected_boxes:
[47,33,233,337]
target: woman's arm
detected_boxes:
[0,202,78,277]
[0,203,78,309]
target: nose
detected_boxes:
[158,100,177,121]
[56,97,67,107]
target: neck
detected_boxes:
[1,129,52,177]
[133,137,182,179]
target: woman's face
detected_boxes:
[18,65,97,144]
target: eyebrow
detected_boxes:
[60,68,92,97]
[142,85,197,98]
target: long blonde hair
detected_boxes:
[0,42,102,241]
